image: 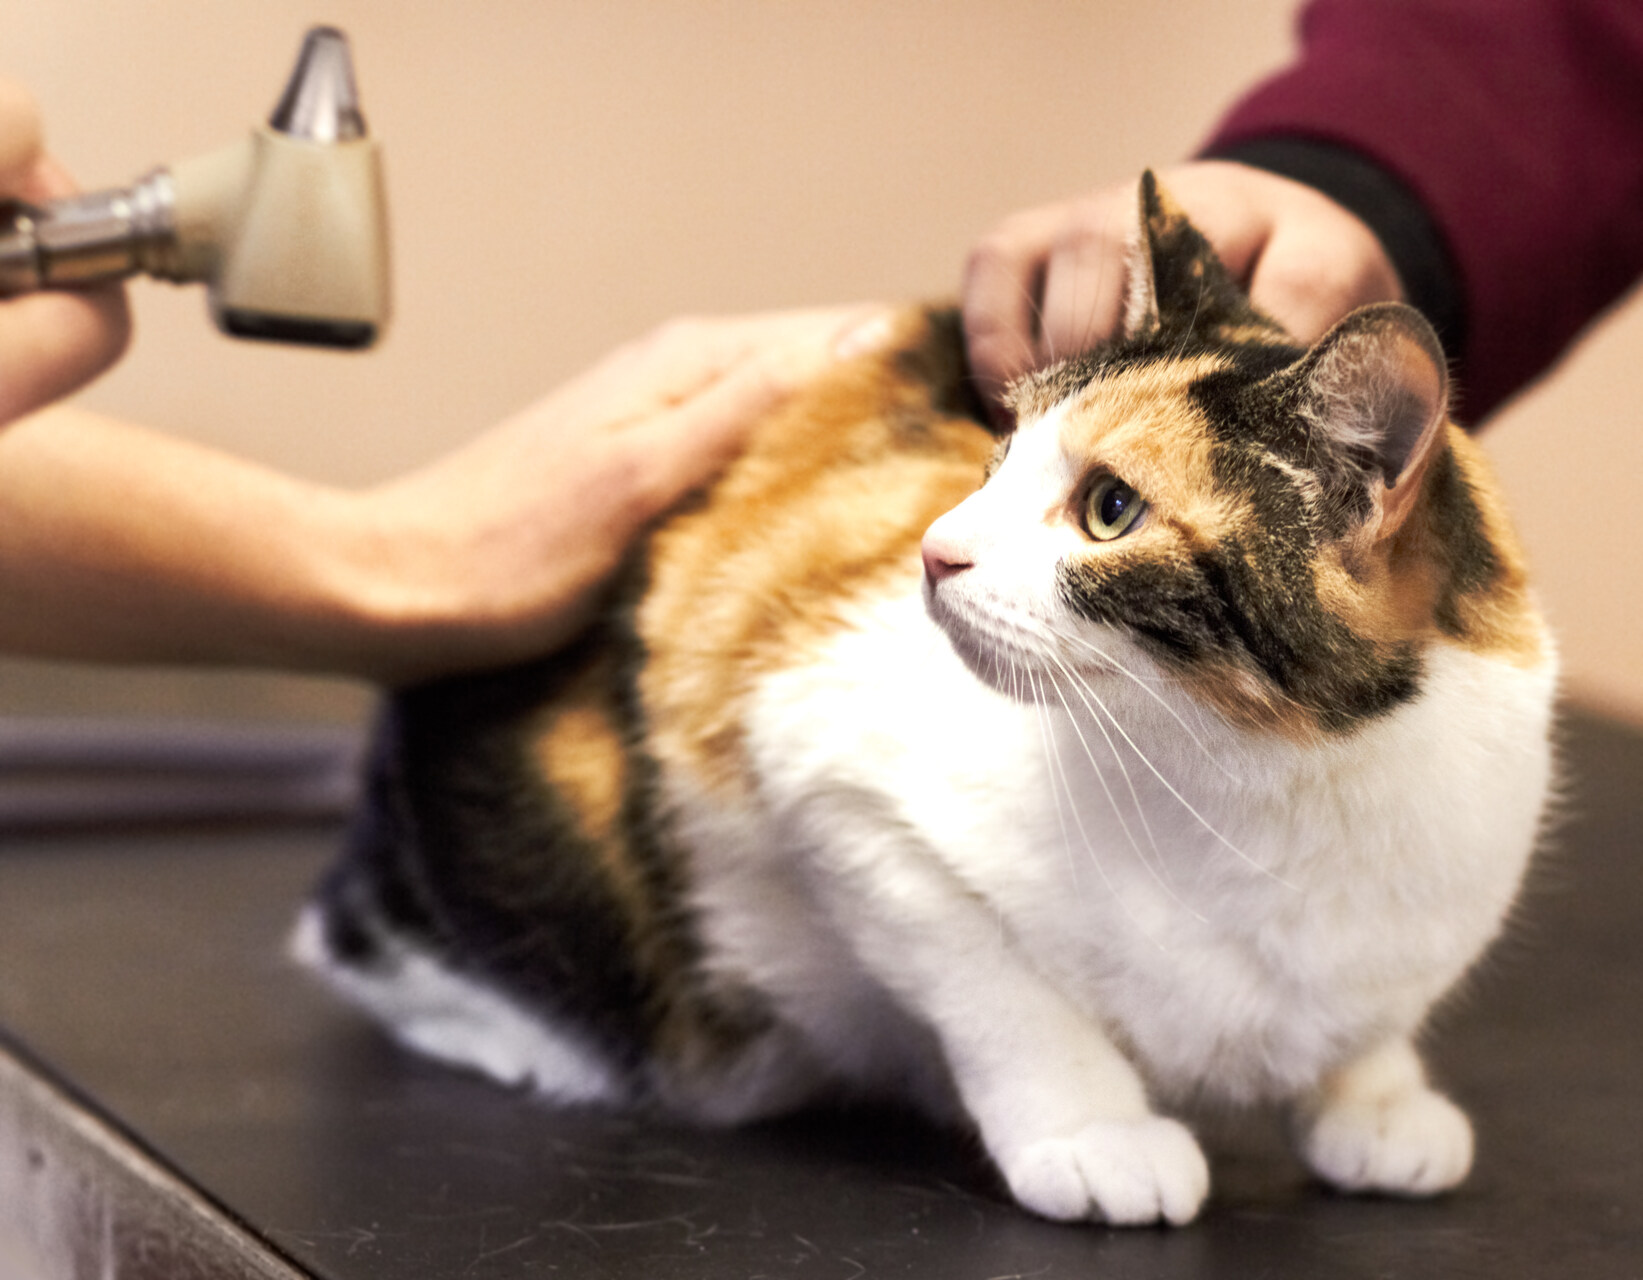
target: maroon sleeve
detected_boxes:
[1203,0,1643,422]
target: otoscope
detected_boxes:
[0,26,390,349]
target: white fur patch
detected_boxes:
[290,907,620,1105]
[669,545,1556,1221]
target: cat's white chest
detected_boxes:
[725,582,1554,1107]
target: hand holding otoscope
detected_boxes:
[0,27,389,349]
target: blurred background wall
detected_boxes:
[3,0,1639,725]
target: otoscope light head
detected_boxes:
[206,26,389,348]
[269,26,368,144]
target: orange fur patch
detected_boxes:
[1054,354,1239,545]
[526,655,654,920]
[638,312,996,797]
[536,703,627,846]
[1400,427,1544,666]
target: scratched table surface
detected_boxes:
[0,709,1639,1279]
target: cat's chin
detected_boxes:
[923,580,1056,705]
[924,578,1140,707]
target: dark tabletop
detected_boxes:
[0,709,1639,1279]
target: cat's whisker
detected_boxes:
[1042,658,1206,928]
[1054,629,1243,784]
[1027,667,1169,949]
[1041,666,1154,873]
[1073,218,1120,362]
[1171,276,1210,361]
[1078,676,1295,891]
[995,264,1055,375]
[1049,628,1169,684]
[1026,666,1088,895]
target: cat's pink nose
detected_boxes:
[921,534,972,584]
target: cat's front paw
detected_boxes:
[999,1116,1209,1226]
[1298,1086,1474,1197]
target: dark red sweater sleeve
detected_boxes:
[1202,0,1643,422]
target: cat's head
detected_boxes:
[925,172,1513,737]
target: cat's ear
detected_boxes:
[1122,171,1282,342]
[1290,302,1450,539]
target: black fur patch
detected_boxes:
[314,618,678,1083]
[1421,448,1503,636]
[903,307,993,430]
[1059,536,1421,732]
[387,636,656,1072]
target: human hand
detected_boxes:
[0,80,131,425]
[961,161,1403,421]
[349,304,890,683]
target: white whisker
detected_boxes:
[1056,629,1242,783]
[1026,666,1165,947]
[1170,275,1209,359]
[1026,666,1086,894]
[1065,669,1295,891]
[1044,652,1207,925]
[1041,667,1149,875]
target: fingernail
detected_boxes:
[833,309,896,360]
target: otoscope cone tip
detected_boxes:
[269,26,367,143]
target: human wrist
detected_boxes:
[314,486,482,686]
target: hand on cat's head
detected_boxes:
[0,79,131,427]
[962,162,1402,425]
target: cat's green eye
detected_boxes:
[1083,475,1145,541]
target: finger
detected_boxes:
[0,79,45,194]
[557,304,883,427]
[615,336,823,526]
[1153,165,1274,290]
[0,289,132,425]
[1037,192,1132,364]
[702,302,891,356]
[20,150,82,202]
[1246,222,1403,344]
[962,204,1066,411]
[1161,162,1403,341]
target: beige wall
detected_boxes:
[6,2,1640,721]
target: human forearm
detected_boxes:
[0,403,392,675]
[0,306,877,685]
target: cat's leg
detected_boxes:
[799,803,1208,1226]
[1291,1037,1473,1196]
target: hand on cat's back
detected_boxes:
[351,304,889,684]
[961,161,1402,423]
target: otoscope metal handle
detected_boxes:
[0,172,179,295]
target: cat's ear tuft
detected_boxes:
[1119,172,1166,337]
[1292,302,1450,537]
[1122,171,1281,343]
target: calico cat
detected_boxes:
[296,174,1556,1226]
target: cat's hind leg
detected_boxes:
[1291,1038,1474,1197]
[290,901,624,1107]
